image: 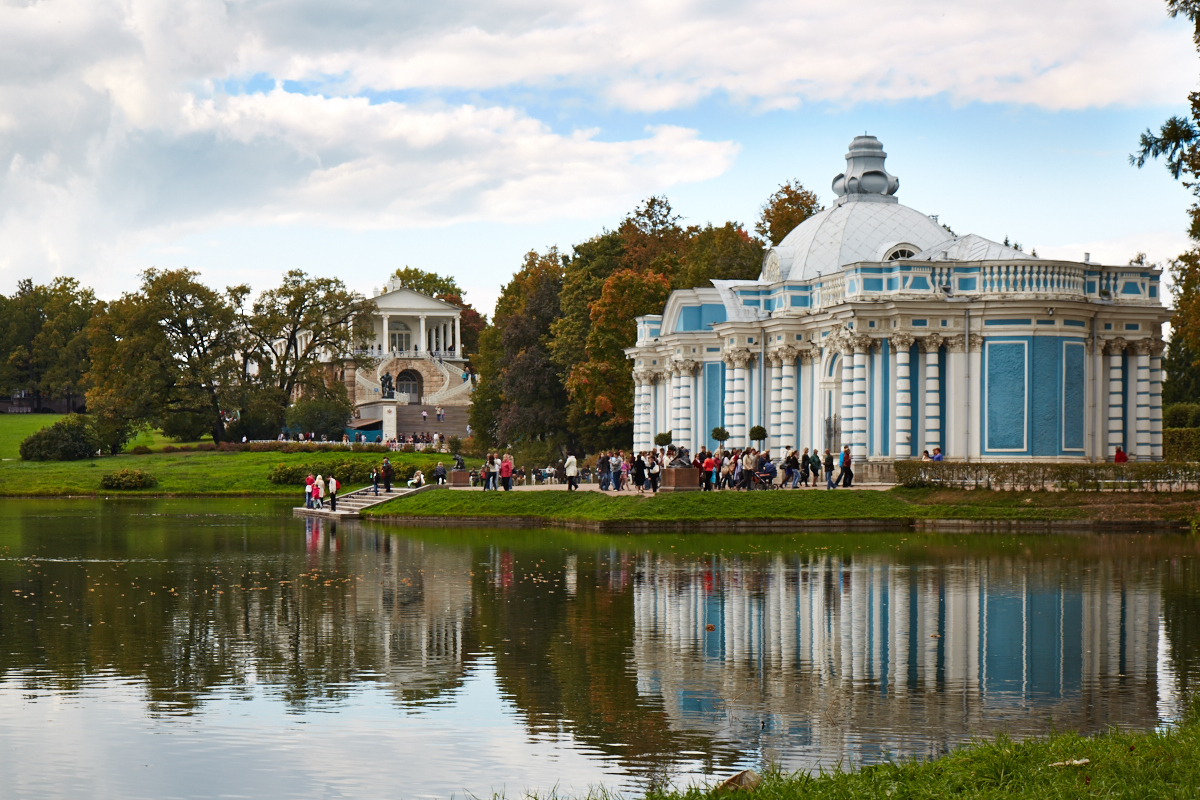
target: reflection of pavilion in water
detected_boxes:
[300,520,475,704]
[630,554,1162,766]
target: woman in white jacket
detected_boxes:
[564,453,578,492]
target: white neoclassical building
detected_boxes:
[627,136,1171,477]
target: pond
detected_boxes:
[1,499,1198,799]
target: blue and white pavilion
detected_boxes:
[627,136,1171,476]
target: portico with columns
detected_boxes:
[626,135,1171,477]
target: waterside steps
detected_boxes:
[293,484,439,520]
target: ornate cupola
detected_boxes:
[831,135,899,203]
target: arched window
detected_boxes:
[886,245,917,261]
[396,370,421,397]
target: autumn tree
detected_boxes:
[754,180,823,245]
[87,269,246,443]
[387,266,462,298]
[565,269,673,448]
[675,223,764,289]
[617,196,694,278]
[469,248,570,452]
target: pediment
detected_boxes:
[374,287,461,313]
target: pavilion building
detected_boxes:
[626,136,1171,478]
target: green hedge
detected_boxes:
[1165,428,1200,461]
[99,469,158,490]
[268,459,417,485]
[19,415,101,461]
[894,460,1200,491]
[1164,403,1200,429]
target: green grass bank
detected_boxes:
[643,700,1200,800]
[363,485,1200,529]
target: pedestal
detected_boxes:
[660,467,700,492]
[382,403,397,442]
[449,470,469,487]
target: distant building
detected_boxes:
[627,135,1171,475]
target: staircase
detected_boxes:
[293,484,439,520]
[393,405,472,439]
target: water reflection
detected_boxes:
[1,501,1199,798]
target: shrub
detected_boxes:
[654,432,673,447]
[749,425,767,444]
[19,415,102,461]
[196,442,217,452]
[161,412,213,442]
[1164,404,1200,428]
[161,445,178,453]
[447,436,462,454]
[129,445,152,455]
[268,459,422,485]
[99,469,158,490]
[1166,428,1200,461]
[285,393,353,440]
[711,427,730,445]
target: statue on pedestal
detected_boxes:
[381,372,394,399]
[452,453,466,471]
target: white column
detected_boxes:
[800,350,814,451]
[840,348,854,451]
[769,353,783,450]
[946,335,967,458]
[1106,339,1126,458]
[669,367,681,442]
[455,317,462,357]
[419,315,427,353]
[921,334,943,453]
[781,349,797,451]
[1150,340,1164,460]
[443,322,449,353]
[723,357,734,447]
[382,315,390,355]
[732,353,749,445]
[967,335,982,460]
[1134,339,1152,459]
[632,371,645,451]
[851,335,869,461]
[678,362,694,452]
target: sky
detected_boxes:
[1,0,1198,317]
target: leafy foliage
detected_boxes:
[1164,403,1200,427]
[749,425,767,444]
[675,223,763,290]
[284,389,353,440]
[386,267,462,298]
[99,469,158,490]
[19,414,101,461]
[269,459,415,484]
[894,459,1200,491]
[0,278,96,409]
[711,427,730,443]
[654,432,673,447]
[754,179,823,245]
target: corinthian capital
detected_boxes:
[889,332,915,351]
[1149,339,1166,357]
[943,334,966,352]
[849,333,874,353]
[919,333,945,353]
[1128,339,1154,356]
[1104,337,1128,355]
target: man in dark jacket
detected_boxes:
[382,458,394,493]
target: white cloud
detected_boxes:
[0,0,1195,295]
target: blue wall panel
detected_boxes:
[1031,338,1061,456]
[704,362,726,450]
[1062,342,1086,451]
[986,342,1027,451]
[677,304,728,332]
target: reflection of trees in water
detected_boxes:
[0,524,477,713]
[1163,555,1200,697]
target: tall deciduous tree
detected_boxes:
[754,180,823,245]
[87,269,246,443]
[0,278,96,410]
[617,196,693,279]
[675,223,764,289]
[565,269,673,447]
[387,266,462,298]
[242,270,376,400]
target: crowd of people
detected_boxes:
[581,444,860,491]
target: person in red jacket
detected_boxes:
[1114,445,1128,463]
[500,455,514,491]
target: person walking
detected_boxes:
[304,473,314,508]
[370,466,379,496]
[328,475,339,511]
[421,408,428,425]
[382,458,394,493]
[809,449,822,489]
[436,405,444,422]
[314,474,325,509]
[648,452,661,493]
[632,453,646,494]
[835,445,854,488]
[565,452,579,491]
[824,449,836,490]
[798,448,810,487]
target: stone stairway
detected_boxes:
[293,484,439,520]
[393,405,472,439]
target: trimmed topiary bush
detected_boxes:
[99,469,158,490]
[654,432,673,447]
[19,415,102,461]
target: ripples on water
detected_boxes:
[1,499,1199,799]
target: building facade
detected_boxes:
[627,136,1171,473]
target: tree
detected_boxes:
[654,432,672,447]
[675,223,764,289]
[387,267,461,298]
[87,269,245,443]
[755,180,823,246]
[241,270,376,400]
[565,269,673,446]
[435,292,487,357]
[749,425,767,445]
[466,325,505,449]
[285,387,353,440]
[617,196,694,279]
[711,427,730,448]
[0,278,95,410]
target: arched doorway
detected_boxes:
[396,369,423,402]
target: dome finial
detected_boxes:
[832,135,899,200]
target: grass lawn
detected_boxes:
[0,414,63,459]
[647,700,1200,800]
[364,485,1200,525]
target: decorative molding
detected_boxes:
[1104,337,1128,355]
[968,334,984,352]
[919,333,945,353]
[889,333,916,351]
[673,358,700,376]
[849,333,874,353]
[1128,338,1153,356]
[798,348,816,364]
[726,349,755,369]
[943,334,966,352]
[1149,339,1166,358]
